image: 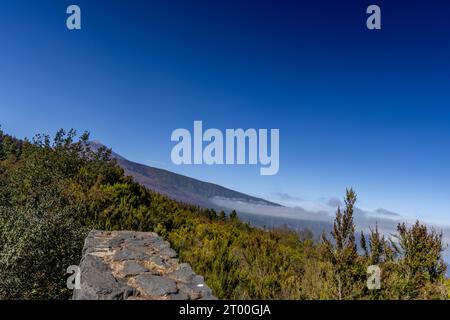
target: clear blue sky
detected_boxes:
[1,0,449,224]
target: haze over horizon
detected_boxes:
[1,0,450,227]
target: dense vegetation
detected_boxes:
[0,128,448,299]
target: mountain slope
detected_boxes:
[89,141,281,209]
[118,157,282,209]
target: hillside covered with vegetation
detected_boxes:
[0,128,448,300]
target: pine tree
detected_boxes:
[362,224,391,265]
[392,221,447,298]
[229,210,238,221]
[322,188,361,299]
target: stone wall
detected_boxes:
[73,230,216,300]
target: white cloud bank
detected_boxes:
[210,195,450,262]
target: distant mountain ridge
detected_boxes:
[89,141,281,209]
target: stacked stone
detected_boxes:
[73,230,216,300]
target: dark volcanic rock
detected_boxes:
[135,274,178,296]
[122,261,149,276]
[72,230,216,300]
[167,263,196,283]
[112,249,150,261]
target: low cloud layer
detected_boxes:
[210,195,450,262]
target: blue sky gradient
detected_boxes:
[1,0,450,224]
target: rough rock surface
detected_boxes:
[73,230,216,300]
